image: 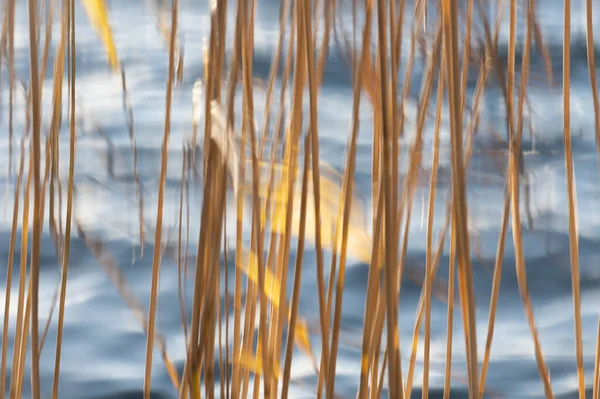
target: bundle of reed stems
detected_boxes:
[1,0,599,398]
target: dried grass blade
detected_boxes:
[80,0,119,70]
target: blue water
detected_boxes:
[2,1,600,398]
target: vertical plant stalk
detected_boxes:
[27,0,43,395]
[375,0,403,394]
[299,0,330,393]
[281,135,311,399]
[594,317,600,399]
[227,1,244,395]
[506,0,554,396]
[48,0,66,262]
[16,274,34,399]
[352,2,378,398]
[120,70,145,258]
[263,1,294,395]
[51,0,76,395]
[6,0,16,180]
[239,0,274,395]
[479,0,528,394]
[9,136,33,398]
[585,0,600,174]
[422,40,445,399]
[441,0,480,397]
[144,0,178,397]
[325,7,368,398]
[562,0,585,397]
[443,217,456,399]
[177,146,189,345]
[0,135,26,399]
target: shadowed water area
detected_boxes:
[2,0,600,398]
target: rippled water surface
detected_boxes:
[2,1,600,398]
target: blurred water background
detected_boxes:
[2,0,600,398]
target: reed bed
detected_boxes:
[1,0,599,398]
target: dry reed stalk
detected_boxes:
[478,186,508,396]
[257,0,290,157]
[26,0,43,395]
[505,0,554,396]
[0,134,27,399]
[388,0,401,145]
[358,192,384,399]
[476,0,523,393]
[177,146,190,346]
[460,0,474,112]
[222,224,229,399]
[352,2,377,398]
[263,0,301,388]
[10,156,32,398]
[314,0,332,87]
[298,0,332,396]
[443,216,456,399]
[38,0,56,99]
[37,109,58,355]
[441,1,480,397]
[239,0,276,394]
[594,317,600,399]
[585,0,600,174]
[4,0,16,178]
[324,7,370,398]
[143,0,184,85]
[16,273,33,398]
[262,104,291,399]
[405,203,451,398]
[47,0,67,261]
[400,20,444,397]
[420,32,445,398]
[118,69,146,259]
[200,0,222,178]
[199,106,228,399]
[252,29,302,397]
[401,74,486,393]
[182,57,232,398]
[281,135,311,399]
[143,0,178,396]
[229,1,248,395]
[50,0,76,395]
[237,1,297,397]
[374,0,404,396]
[8,94,32,398]
[561,1,585,397]
[585,0,600,390]
[200,148,227,399]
